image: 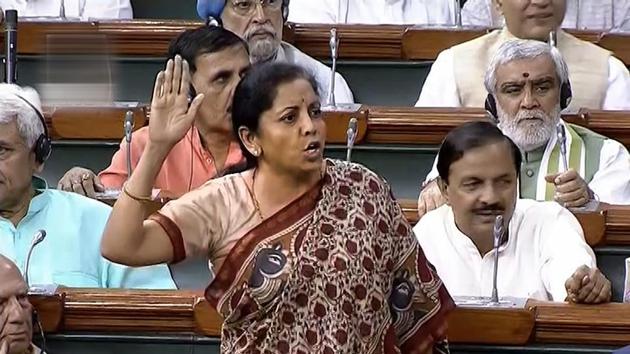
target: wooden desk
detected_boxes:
[30,289,630,346]
[5,21,630,65]
[44,105,630,150]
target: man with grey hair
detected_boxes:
[197,0,354,103]
[417,39,630,218]
[0,84,176,289]
[416,0,630,111]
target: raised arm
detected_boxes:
[100,56,204,266]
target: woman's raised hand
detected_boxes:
[149,55,205,148]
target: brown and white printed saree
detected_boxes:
[152,159,454,353]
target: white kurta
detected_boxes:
[276,42,355,104]
[422,121,630,205]
[461,0,630,31]
[415,45,630,110]
[0,0,133,19]
[288,0,454,25]
[414,200,596,301]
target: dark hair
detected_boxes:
[437,121,522,183]
[167,26,248,73]
[231,62,320,169]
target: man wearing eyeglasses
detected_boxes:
[197,0,355,104]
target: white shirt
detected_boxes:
[423,123,630,205]
[462,0,630,31]
[0,0,133,19]
[277,42,355,104]
[415,47,630,110]
[414,200,596,301]
[288,0,454,25]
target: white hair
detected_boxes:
[0,84,44,148]
[484,39,570,95]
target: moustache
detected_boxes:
[514,109,548,123]
[472,205,504,215]
[245,26,276,40]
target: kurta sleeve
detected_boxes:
[602,56,630,110]
[415,49,461,107]
[539,205,597,301]
[589,138,630,205]
[148,181,231,264]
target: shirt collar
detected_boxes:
[28,175,50,216]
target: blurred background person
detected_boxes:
[288,0,454,25]
[463,0,630,31]
[0,0,133,20]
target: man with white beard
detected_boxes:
[416,39,630,218]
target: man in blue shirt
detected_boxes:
[0,84,175,289]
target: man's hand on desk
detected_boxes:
[417,179,446,219]
[565,265,612,304]
[545,169,592,208]
[58,167,104,198]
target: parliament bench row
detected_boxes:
[36,105,630,302]
[8,21,630,106]
[25,288,630,354]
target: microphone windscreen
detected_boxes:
[5,10,16,29]
[196,0,225,21]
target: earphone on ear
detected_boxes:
[484,81,573,121]
[13,94,52,163]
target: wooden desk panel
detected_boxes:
[5,21,630,65]
[29,289,630,347]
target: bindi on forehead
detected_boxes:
[522,72,530,78]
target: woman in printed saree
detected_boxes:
[100,56,454,353]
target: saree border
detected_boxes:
[204,178,324,307]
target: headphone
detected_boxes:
[485,81,573,122]
[13,94,52,164]
[196,0,290,24]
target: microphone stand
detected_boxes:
[325,28,339,109]
[556,123,569,172]
[24,230,47,288]
[490,215,504,304]
[346,117,357,162]
[4,9,17,84]
[124,110,134,179]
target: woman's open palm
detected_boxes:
[149,55,204,147]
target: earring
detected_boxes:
[252,149,260,157]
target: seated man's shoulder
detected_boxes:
[47,189,111,215]
[450,29,501,52]
[517,199,575,222]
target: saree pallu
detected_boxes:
[205,159,454,353]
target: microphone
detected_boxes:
[346,117,357,162]
[124,110,134,178]
[4,9,17,84]
[453,0,462,27]
[548,30,557,47]
[24,230,46,287]
[556,123,568,172]
[490,215,504,303]
[325,28,339,108]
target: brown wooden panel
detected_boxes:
[322,106,368,144]
[447,307,534,345]
[28,289,630,346]
[401,27,488,60]
[60,288,200,332]
[289,23,405,60]
[28,293,65,332]
[3,22,630,64]
[44,105,148,140]
[529,300,630,345]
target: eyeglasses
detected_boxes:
[229,0,282,16]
